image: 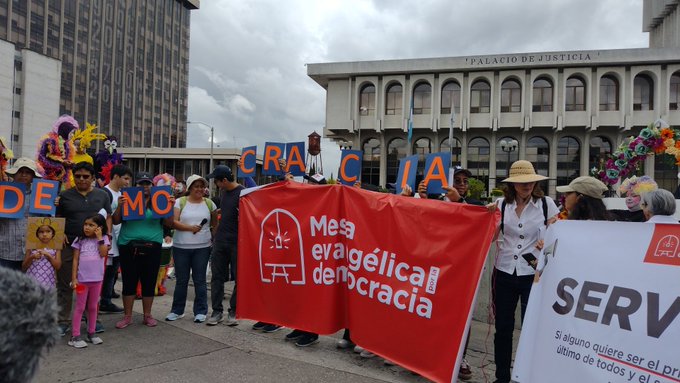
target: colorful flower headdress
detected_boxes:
[593,119,680,185]
[72,123,107,151]
[153,173,176,188]
[618,175,658,196]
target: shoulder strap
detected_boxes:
[179,196,187,213]
[103,187,114,205]
[204,198,215,211]
[500,200,507,234]
[541,196,548,226]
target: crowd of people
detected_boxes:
[1,151,678,383]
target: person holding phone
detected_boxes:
[165,174,217,323]
[488,160,559,383]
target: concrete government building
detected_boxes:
[308,0,680,196]
[0,0,199,175]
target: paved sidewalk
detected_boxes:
[34,280,519,383]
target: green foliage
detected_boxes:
[491,188,504,197]
[467,178,486,200]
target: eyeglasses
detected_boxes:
[74,174,91,179]
[454,179,469,185]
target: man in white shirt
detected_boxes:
[100,164,132,313]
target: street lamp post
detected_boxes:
[187,121,215,191]
[500,138,518,177]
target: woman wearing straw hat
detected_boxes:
[489,160,559,383]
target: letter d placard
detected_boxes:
[0,182,26,218]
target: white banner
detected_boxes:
[513,220,680,383]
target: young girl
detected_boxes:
[68,214,109,348]
[23,222,62,289]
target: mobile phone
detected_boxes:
[522,253,538,269]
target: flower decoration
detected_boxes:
[592,119,680,185]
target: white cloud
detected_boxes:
[188,0,648,181]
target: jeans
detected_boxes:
[210,241,237,315]
[101,256,120,304]
[492,268,533,383]
[0,258,22,270]
[57,245,75,324]
[171,246,211,316]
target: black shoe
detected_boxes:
[295,334,319,347]
[262,324,282,333]
[99,302,124,313]
[285,329,305,341]
[111,291,121,299]
[252,321,268,331]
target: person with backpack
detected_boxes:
[488,160,559,383]
[165,175,217,323]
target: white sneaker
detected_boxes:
[226,311,238,326]
[337,339,354,349]
[68,337,87,348]
[360,350,376,358]
[194,314,207,323]
[87,334,103,345]
[353,345,364,354]
[165,313,185,321]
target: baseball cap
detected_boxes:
[556,176,608,199]
[135,172,153,184]
[303,173,327,185]
[206,165,233,180]
[452,166,472,177]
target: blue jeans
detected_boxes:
[170,246,211,316]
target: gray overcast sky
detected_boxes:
[186,0,648,178]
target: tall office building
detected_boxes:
[0,0,199,156]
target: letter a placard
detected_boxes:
[424,152,451,194]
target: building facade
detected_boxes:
[309,32,680,197]
[0,0,198,157]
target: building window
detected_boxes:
[655,151,678,192]
[500,79,521,113]
[633,74,654,111]
[385,83,403,116]
[496,136,520,180]
[440,137,462,164]
[362,138,381,187]
[526,136,549,177]
[386,138,408,184]
[599,75,619,111]
[413,82,431,115]
[413,137,432,169]
[670,74,680,110]
[359,84,376,116]
[440,81,461,115]
[565,76,586,111]
[470,80,490,113]
[467,137,490,189]
[589,136,612,172]
[532,78,553,112]
[633,74,654,110]
[557,136,580,187]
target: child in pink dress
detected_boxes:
[23,223,62,289]
[68,214,109,348]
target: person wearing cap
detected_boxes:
[489,160,559,383]
[112,171,175,329]
[55,162,112,336]
[165,174,217,323]
[556,176,610,220]
[205,165,243,326]
[0,158,43,270]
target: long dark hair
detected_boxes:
[80,214,108,239]
[568,195,611,221]
[502,182,545,204]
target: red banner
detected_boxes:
[238,182,499,383]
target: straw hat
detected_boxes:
[502,160,548,183]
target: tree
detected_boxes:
[467,178,486,200]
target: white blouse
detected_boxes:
[494,196,559,276]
